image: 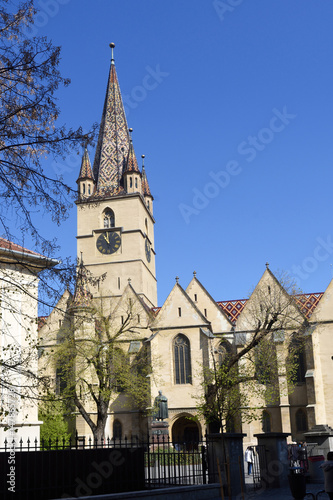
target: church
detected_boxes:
[39,44,333,447]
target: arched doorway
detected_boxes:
[171,415,200,450]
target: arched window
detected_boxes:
[289,338,306,384]
[262,410,271,433]
[296,409,307,432]
[174,334,192,384]
[103,209,115,228]
[113,419,122,440]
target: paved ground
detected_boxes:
[241,480,326,499]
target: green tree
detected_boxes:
[41,291,154,441]
[197,272,308,433]
[39,398,72,447]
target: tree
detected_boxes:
[197,270,308,433]
[0,0,96,415]
[40,284,154,441]
[39,397,71,447]
[0,0,95,254]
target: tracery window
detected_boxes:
[103,209,115,228]
[174,334,192,384]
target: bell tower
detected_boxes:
[76,44,157,307]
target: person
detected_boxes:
[321,452,333,499]
[153,390,168,421]
[245,446,255,475]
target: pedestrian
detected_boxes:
[245,446,255,475]
[320,451,333,499]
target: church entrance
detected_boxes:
[171,416,200,450]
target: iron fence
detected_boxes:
[0,434,208,499]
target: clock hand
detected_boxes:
[103,233,110,244]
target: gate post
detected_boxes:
[254,432,290,489]
[206,432,246,498]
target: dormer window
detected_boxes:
[103,209,115,228]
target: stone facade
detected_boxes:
[39,48,333,447]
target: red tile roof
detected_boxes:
[217,293,324,325]
[0,237,44,257]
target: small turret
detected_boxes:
[77,146,95,198]
[141,155,153,214]
[122,128,142,194]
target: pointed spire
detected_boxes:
[72,256,93,309]
[123,129,140,174]
[92,43,130,196]
[141,155,152,197]
[78,146,94,181]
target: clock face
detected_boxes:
[145,239,151,263]
[96,231,121,255]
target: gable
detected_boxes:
[153,282,209,330]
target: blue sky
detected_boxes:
[23,0,333,306]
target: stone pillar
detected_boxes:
[254,432,290,489]
[150,421,169,448]
[206,433,246,498]
[304,424,333,458]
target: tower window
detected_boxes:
[130,177,133,188]
[204,308,207,317]
[178,307,181,317]
[174,334,192,384]
[135,177,138,188]
[147,200,150,210]
[118,277,120,290]
[194,294,197,302]
[88,184,91,195]
[104,209,115,228]
[82,184,86,194]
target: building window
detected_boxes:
[296,409,307,432]
[130,177,133,188]
[178,307,181,317]
[174,334,192,384]
[113,419,122,440]
[88,184,91,195]
[103,209,115,228]
[204,308,207,317]
[262,411,271,433]
[194,294,197,302]
[118,277,120,289]
[82,183,86,194]
[135,177,138,188]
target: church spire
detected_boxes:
[92,43,130,197]
[78,146,94,181]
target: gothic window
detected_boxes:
[296,409,307,432]
[289,339,306,384]
[262,410,271,433]
[113,419,122,440]
[174,334,192,384]
[103,209,115,228]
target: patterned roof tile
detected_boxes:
[92,62,130,194]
